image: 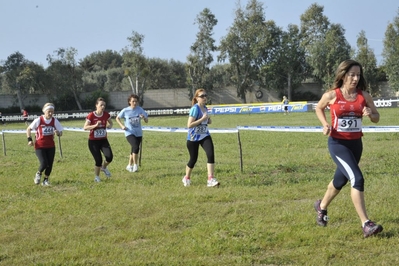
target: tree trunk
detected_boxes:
[72,90,82,110]
[127,76,135,94]
[287,73,292,100]
[135,76,139,95]
[16,87,24,111]
[238,85,247,103]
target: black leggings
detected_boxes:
[35,147,56,176]
[328,137,364,191]
[88,139,113,167]
[186,136,215,168]
[126,135,142,154]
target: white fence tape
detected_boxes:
[3,126,399,170]
[2,126,399,135]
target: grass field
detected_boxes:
[1,109,399,265]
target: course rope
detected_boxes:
[2,125,399,134]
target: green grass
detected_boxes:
[1,109,399,265]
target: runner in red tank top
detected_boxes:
[27,103,63,186]
[314,59,383,238]
[83,97,114,182]
[329,88,366,140]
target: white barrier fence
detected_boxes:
[2,126,399,171]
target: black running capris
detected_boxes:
[328,137,364,191]
[88,139,113,167]
[126,134,142,154]
[35,147,56,176]
[186,136,215,168]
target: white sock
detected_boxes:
[363,220,370,228]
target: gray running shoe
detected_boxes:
[314,200,329,227]
[34,172,41,185]
[363,221,383,238]
[42,178,50,186]
[101,167,111,178]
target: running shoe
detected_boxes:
[42,178,50,186]
[101,167,111,178]
[363,221,383,238]
[94,176,101,182]
[314,200,329,227]
[126,165,133,172]
[132,164,138,172]
[34,172,41,185]
[182,177,191,187]
[207,178,220,187]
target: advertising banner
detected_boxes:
[208,102,309,115]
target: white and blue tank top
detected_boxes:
[186,104,210,141]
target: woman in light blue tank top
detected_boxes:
[116,94,148,173]
[182,89,219,188]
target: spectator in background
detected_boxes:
[22,109,29,125]
[116,94,148,173]
[282,96,289,115]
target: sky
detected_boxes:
[1,0,398,68]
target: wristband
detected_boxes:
[27,137,33,142]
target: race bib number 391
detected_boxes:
[337,117,362,132]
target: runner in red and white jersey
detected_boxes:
[83,97,113,182]
[27,103,63,186]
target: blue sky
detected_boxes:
[1,0,398,67]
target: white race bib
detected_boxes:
[94,128,106,138]
[195,125,208,134]
[42,126,54,136]
[337,117,362,132]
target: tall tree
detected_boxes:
[382,8,399,92]
[169,59,187,89]
[300,4,351,89]
[46,47,84,110]
[321,23,351,88]
[261,24,308,100]
[80,50,123,72]
[146,58,187,90]
[209,64,233,91]
[122,31,149,103]
[219,0,280,103]
[186,8,218,99]
[0,52,45,110]
[354,30,379,96]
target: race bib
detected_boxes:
[129,117,140,127]
[94,128,106,138]
[195,125,208,134]
[337,117,362,132]
[42,126,54,136]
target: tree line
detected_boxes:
[1,1,398,112]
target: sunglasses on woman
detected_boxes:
[198,94,207,98]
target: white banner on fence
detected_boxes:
[2,126,399,135]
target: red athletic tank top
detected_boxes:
[329,88,366,140]
[86,111,110,140]
[34,116,56,149]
